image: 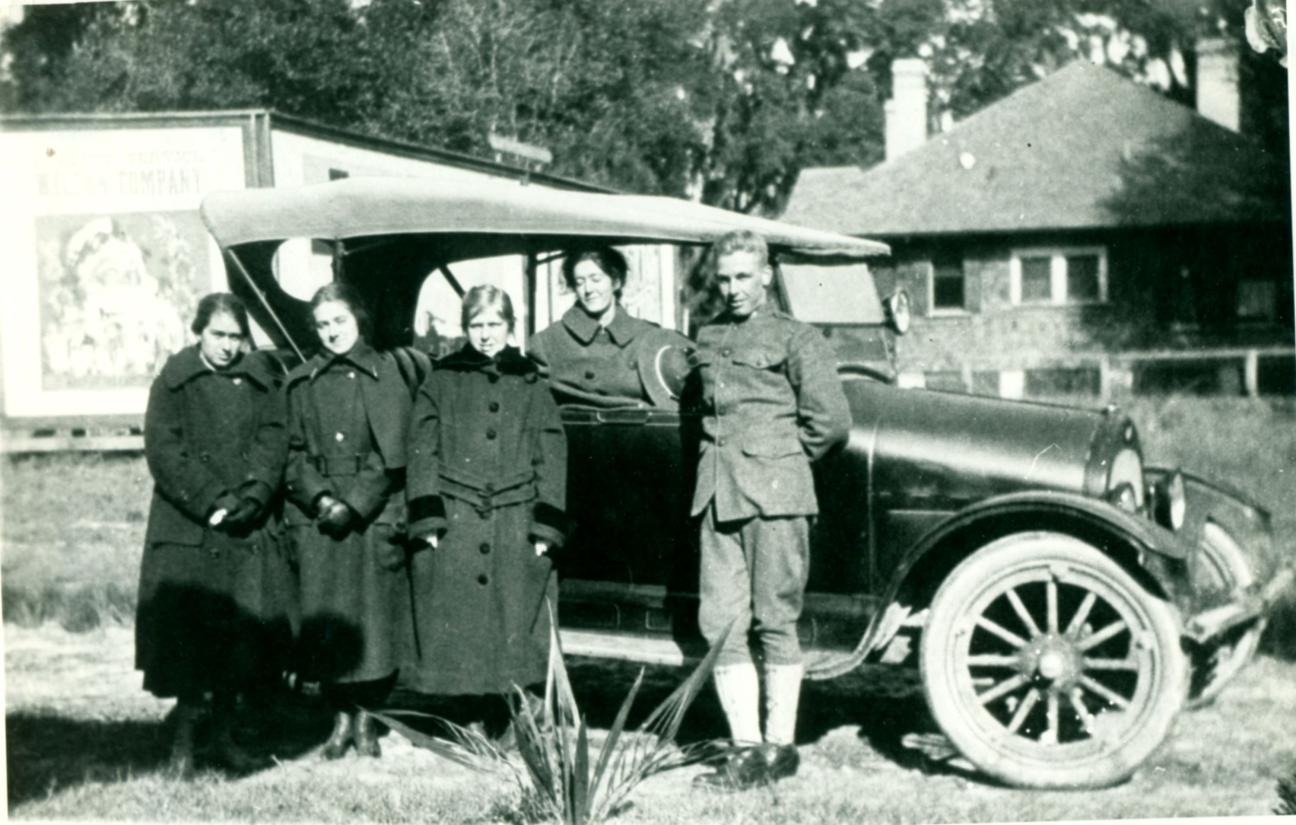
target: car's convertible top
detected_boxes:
[200,176,889,260]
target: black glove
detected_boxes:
[220,497,261,532]
[317,498,356,538]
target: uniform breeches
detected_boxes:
[697,503,809,667]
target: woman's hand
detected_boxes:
[421,533,439,550]
[534,541,550,557]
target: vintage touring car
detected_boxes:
[200,177,1289,789]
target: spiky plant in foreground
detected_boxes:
[373,611,728,825]
[1277,767,1296,815]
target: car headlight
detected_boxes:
[1107,447,1145,510]
[1151,471,1187,531]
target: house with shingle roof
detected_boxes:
[782,54,1293,397]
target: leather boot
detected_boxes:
[353,711,382,758]
[208,696,271,774]
[168,701,201,780]
[321,710,353,760]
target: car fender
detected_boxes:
[812,490,1192,681]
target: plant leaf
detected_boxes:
[641,620,732,744]
[365,709,506,773]
[587,667,644,810]
[573,721,591,825]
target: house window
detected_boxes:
[1010,247,1107,305]
[930,253,966,313]
[1236,279,1276,322]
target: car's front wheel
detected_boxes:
[920,531,1188,788]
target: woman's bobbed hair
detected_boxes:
[309,282,373,343]
[561,246,629,296]
[191,292,252,339]
[461,285,516,333]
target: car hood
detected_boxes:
[842,379,1137,507]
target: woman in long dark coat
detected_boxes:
[405,286,570,711]
[137,292,288,777]
[283,283,414,760]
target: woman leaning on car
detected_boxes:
[282,283,418,760]
[136,292,288,778]
[528,245,692,408]
[403,285,570,727]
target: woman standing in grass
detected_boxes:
[283,283,416,760]
[137,292,288,778]
[404,286,570,727]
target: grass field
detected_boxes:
[4,394,1296,821]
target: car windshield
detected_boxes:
[781,262,887,325]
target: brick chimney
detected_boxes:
[1196,38,1239,132]
[885,58,928,161]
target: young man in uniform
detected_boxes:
[690,230,852,790]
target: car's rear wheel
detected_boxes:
[920,531,1188,788]
[1187,522,1267,708]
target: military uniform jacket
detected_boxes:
[143,346,287,546]
[690,308,851,521]
[528,305,692,407]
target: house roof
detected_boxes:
[781,60,1289,237]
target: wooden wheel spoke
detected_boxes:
[1040,691,1060,744]
[1005,587,1041,637]
[975,616,1028,648]
[1069,688,1097,734]
[967,654,1020,668]
[977,674,1027,705]
[1046,579,1059,634]
[1079,675,1131,709]
[1077,618,1128,651]
[1065,592,1098,637]
[1005,688,1040,734]
[1082,657,1140,671]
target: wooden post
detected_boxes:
[1244,349,1260,397]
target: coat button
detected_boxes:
[484,481,496,493]
[488,374,500,384]
[477,574,489,585]
[584,371,595,380]
[489,401,500,412]
[479,543,491,555]
[335,432,345,442]
[232,377,242,386]
[200,451,211,463]
[486,428,497,440]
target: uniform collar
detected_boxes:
[436,344,538,378]
[561,304,638,346]
[315,341,381,380]
[163,345,271,390]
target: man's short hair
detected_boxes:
[711,230,769,265]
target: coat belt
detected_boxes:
[437,467,536,514]
[312,453,366,476]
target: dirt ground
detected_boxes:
[6,622,1295,823]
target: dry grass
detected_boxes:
[5,624,1296,822]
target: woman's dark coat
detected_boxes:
[136,345,290,699]
[283,342,416,685]
[528,306,692,407]
[403,346,569,695]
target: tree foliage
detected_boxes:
[1,0,1286,214]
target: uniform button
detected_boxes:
[232,377,242,386]
[479,543,491,555]
[489,401,500,412]
[200,451,211,463]
[477,574,489,586]
[717,437,726,447]
[721,348,732,357]
[718,382,725,389]
[486,428,497,440]
[584,371,596,380]
[348,371,356,379]
[488,374,500,384]
[335,432,345,442]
